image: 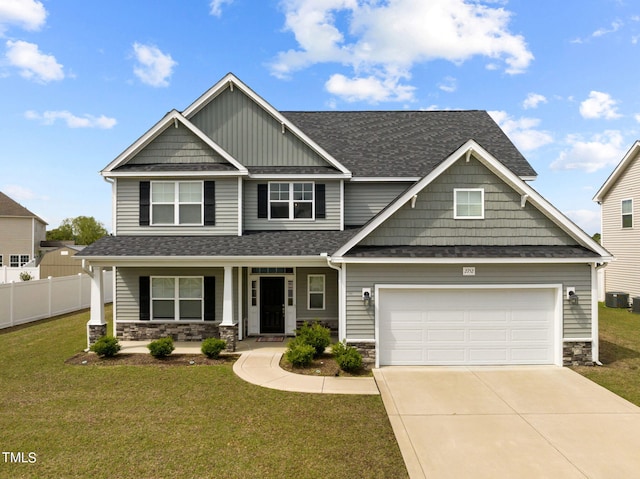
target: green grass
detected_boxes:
[0,307,407,479]
[574,303,640,406]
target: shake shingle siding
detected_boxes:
[344,182,412,226]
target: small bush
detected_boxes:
[201,337,227,359]
[295,321,331,358]
[148,337,174,358]
[19,272,32,281]
[332,341,363,372]
[285,338,315,367]
[90,335,121,357]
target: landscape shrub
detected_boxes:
[284,338,315,367]
[332,341,363,372]
[201,337,227,359]
[90,335,121,357]
[148,337,174,358]
[295,321,331,357]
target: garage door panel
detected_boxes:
[379,287,557,366]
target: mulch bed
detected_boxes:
[279,352,372,377]
[65,352,237,367]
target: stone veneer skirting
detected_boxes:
[87,323,108,346]
[347,341,376,370]
[219,324,238,352]
[116,322,220,342]
[563,341,594,366]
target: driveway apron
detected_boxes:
[374,366,640,479]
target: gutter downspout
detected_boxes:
[592,262,609,366]
[323,254,345,342]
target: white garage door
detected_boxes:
[378,287,557,366]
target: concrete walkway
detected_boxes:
[374,366,640,479]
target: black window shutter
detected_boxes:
[315,183,326,219]
[257,184,268,218]
[204,181,216,225]
[139,276,150,321]
[139,181,150,226]
[204,276,216,321]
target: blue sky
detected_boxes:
[1,0,639,236]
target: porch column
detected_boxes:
[219,265,237,352]
[86,266,107,349]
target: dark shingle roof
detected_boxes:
[346,245,599,259]
[282,110,536,178]
[113,163,240,172]
[248,166,343,175]
[77,229,361,258]
[0,191,47,223]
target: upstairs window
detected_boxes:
[622,199,633,228]
[10,255,30,267]
[269,182,314,220]
[454,189,484,219]
[151,181,203,225]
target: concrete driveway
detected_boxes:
[374,366,640,479]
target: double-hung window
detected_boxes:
[269,182,314,219]
[151,277,203,320]
[454,188,484,219]
[9,255,29,267]
[151,181,203,225]
[622,199,633,228]
[308,274,325,310]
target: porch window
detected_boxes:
[151,181,203,225]
[454,188,484,219]
[622,199,633,228]
[151,277,203,320]
[10,255,29,267]
[269,182,314,220]
[308,274,325,310]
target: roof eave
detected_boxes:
[593,140,640,203]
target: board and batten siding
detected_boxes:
[345,263,592,340]
[190,87,329,168]
[243,180,341,231]
[295,267,339,323]
[344,182,412,226]
[601,151,640,298]
[128,123,228,165]
[361,157,578,247]
[115,177,239,235]
[115,267,235,323]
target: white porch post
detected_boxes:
[86,266,107,349]
[221,265,234,325]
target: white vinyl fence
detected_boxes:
[0,271,113,330]
[0,266,40,283]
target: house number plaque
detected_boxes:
[462,267,476,276]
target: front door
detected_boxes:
[260,277,285,333]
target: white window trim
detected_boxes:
[454,188,485,219]
[9,254,30,268]
[150,276,204,321]
[268,181,315,221]
[622,198,633,229]
[307,274,326,310]
[150,181,204,226]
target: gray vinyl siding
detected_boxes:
[344,182,412,226]
[345,263,592,340]
[601,152,640,298]
[115,267,226,322]
[115,177,239,235]
[190,87,329,168]
[295,267,339,322]
[243,180,341,231]
[361,157,577,246]
[129,123,227,164]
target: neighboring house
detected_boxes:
[39,244,86,278]
[594,141,640,300]
[0,191,46,278]
[78,73,610,367]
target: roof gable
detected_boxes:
[334,140,610,259]
[594,140,640,203]
[0,191,47,224]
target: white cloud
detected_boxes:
[271,0,533,103]
[580,91,621,120]
[438,76,457,93]
[522,93,547,109]
[1,184,48,202]
[488,110,553,152]
[592,20,622,38]
[551,130,625,173]
[635,113,640,123]
[325,73,415,103]
[209,0,233,17]
[5,40,64,82]
[25,110,117,129]
[565,209,601,235]
[0,0,46,34]
[132,42,177,87]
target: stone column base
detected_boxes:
[87,323,108,348]
[347,341,376,370]
[219,324,238,352]
[563,341,594,366]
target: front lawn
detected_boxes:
[574,303,640,406]
[0,307,407,479]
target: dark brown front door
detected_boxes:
[260,277,285,333]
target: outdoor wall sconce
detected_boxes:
[567,287,579,305]
[362,288,372,305]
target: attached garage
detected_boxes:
[377,285,561,366]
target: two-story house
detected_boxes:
[0,191,46,281]
[78,73,610,367]
[594,141,640,300]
